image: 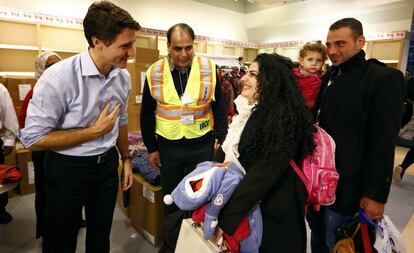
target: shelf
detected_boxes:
[0,44,38,51]
[0,182,18,195]
[379,59,399,64]
[40,47,82,53]
[0,72,35,78]
[0,20,37,46]
[39,26,87,52]
[0,49,38,72]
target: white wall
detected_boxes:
[0,0,248,41]
[245,0,414,42]
[0,0,412,43]
[124,0,248,41]
[0,0,92,19]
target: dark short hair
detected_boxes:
[167,23,195,43]
[83,1,141,47]
[329,18,363,40]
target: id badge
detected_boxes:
[181,114,194,125]
[181,93,194,105]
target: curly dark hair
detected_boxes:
[243,53,315,160]
[299,41,328,62]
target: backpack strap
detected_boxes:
[289,159,309,189]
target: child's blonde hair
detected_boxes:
[299,41,327,62]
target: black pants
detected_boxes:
[33,151,84,239]
[32,151,46,238]
[158,136,214,249]
[0,139,8,214]
[42,148,118,253]
[158,136,214,214]
[400,146,414,175]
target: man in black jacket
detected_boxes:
[308,18,405,252]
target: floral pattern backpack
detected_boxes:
[289,126,339,211]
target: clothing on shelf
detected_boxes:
[128,131,161,186]
[217,65,247,123]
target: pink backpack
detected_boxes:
[289,126,339,211]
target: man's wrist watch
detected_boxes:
[121,154,132,161]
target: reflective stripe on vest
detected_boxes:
[146,56,216,140]
[196,56,214,106]
[156,103,211,120]
[148,58,166,102]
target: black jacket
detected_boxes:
[216,119,307,253]
[315,50,405,215]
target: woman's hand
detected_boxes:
[200,222,224,244]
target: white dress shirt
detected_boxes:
[0,83,18,147]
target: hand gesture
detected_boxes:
[360,196,385,221]
[93,103,121,137]
[122,161,133,191]
[148,151,161,169]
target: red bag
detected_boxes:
[0,164,21,184]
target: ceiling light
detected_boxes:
[247,0,256,3]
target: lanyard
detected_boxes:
[178,69,189,96]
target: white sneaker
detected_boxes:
[393,165,403,183]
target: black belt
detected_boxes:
[50,147,117,165]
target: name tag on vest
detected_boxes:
[181,115,194,125]
[181,94,194,105]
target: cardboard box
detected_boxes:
[130,173,164,247]
[135,47,159,96]
[135,47,159,65]
[14,106,22,121]
[117,162,130,218]
[1,76,36,107]
[15,147,35,195]
[126,47,159,132]
[3,144,16,166]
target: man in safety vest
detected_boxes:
[140,23,227,252]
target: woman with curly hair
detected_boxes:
[215,53,315,252]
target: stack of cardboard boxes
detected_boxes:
[0,75,36,117]
[15,143,35,195]
[1,75,36,196]
[3,141,35,196]
[130,173,164,247]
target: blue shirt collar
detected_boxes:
[80,49,120,78]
